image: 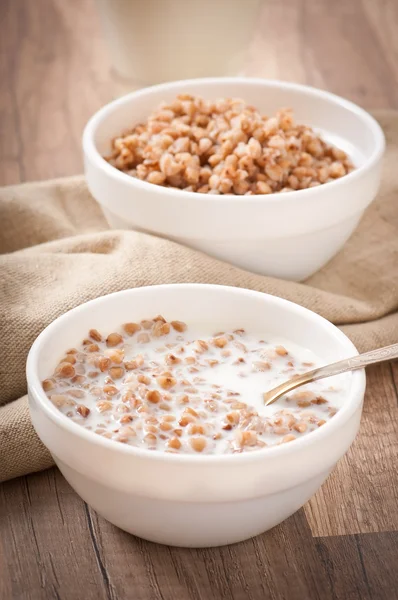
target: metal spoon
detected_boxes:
[263,343,398,407]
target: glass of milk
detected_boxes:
[95,0,261,85]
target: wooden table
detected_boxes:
[1,1,397,598]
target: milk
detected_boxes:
[46,324,349,454]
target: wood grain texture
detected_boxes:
[0,0,113,185]
[1,471,397,600]
[305,363,398,536]
[247,0,398,109]
[0,469,109,600]
[314,531,398,600]
[83,506,333,600]
[0,0,397,599]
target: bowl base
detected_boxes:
[55,457,331,548]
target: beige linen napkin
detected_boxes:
[1,111,397,483]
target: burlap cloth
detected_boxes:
[1,111,397,483]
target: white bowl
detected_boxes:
[27,284,365,547]
[83,78,385,281]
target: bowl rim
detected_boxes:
[27,284,366,465]
[82,76,385,204]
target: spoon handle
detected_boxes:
[308,343,398,381]
[263,343,398,406]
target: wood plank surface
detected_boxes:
[304,363,398,537]
[0,1,397,599]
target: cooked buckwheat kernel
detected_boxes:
[123,322,141,335]
[153,322,171,337]
[293,422,308,433]
[109,366,124,380]
[106,333,123,347]
[160,422,173,431]
[167,437,182,450]
[165,354,181,366]
[89,329,102,342]
[312,396,328,405]
[179,414,195,427]
[213,337,228,348]
[106,349,124,364]
[76,405,90,418]
[95,400,112,412]
[153,315,166,323]
[62,354,77,364]
[157,373,177,390]
[190,436,207,452]
[103,385,118,396]
[171,321,187,332]
[275,345,288,356]
[42,379,55,392]
[147,390,161,404]
[124,360,138,371]
[55,363,75,378]
[51,394,71,408]
[120,415,133,424]
[195,340,208,353]
[207,359,219,368]
[253,361,271,372]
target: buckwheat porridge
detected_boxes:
[106,95,354,194]
[42,317,349,454]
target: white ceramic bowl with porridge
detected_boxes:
[27,284,366,547]
[83,78,385,281]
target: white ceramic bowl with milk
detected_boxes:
[83,78,385,281]
[27,284,365,547]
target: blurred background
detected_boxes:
[0,0,397,186]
